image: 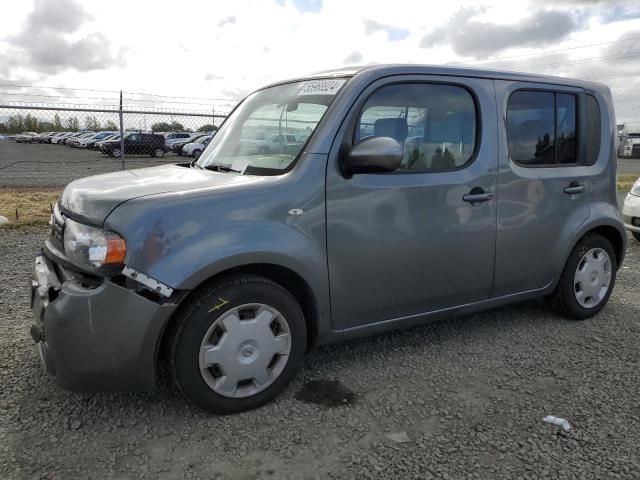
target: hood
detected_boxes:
[59,164,265,225]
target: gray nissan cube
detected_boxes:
[30,65,626,414]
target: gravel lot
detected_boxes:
[1,226,639,479]
[0,141,181,188]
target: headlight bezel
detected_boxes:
[62,219,127,273]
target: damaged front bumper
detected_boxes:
[30,254,178,392]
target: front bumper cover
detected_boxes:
[30,255,178,392]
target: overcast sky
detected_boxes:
[1,0,640,124]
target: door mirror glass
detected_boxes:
[343,136,403,176]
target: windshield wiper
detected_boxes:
[202,164,242,173]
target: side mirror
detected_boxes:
[342,136,403,176]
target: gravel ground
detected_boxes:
[0,141,182,188]
[1,226,639,479]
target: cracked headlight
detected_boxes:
[63,219,126,271]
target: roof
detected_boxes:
[264,63,606,92]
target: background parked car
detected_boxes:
[242,133,303,155]
[182,135,212,158]
[31,132,51,143]
[62,132,93,146]
[96,134,120,151]
[67,132,96,148]
[622,177,640,242]
[15,132,39,143]
[83,132,117,149]
[171,133,211,155]
[51,132,75,144]
[101,132,166,157]
[164,132,192,148]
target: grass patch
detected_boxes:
[0,188,61,226]
[618,174,638,192]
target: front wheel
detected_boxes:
[152,148,165,158]
[170,275,307,414]
[111,147,121,157]
[548,233,616,320]
[192,149,202,159]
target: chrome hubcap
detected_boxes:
[199,303,291,398]
[573,248,612,308]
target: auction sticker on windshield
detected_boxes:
[299,79,346,96]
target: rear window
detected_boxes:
[506,90,577,166]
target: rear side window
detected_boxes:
[506,90,577,166]
[356,83,477,172]
[585,94,601,165]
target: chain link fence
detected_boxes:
[0,96,230,190]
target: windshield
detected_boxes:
[197,78,348,175]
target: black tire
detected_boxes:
[192,149,201,159]
[111,148,121,158]
[170,275,307,414]
[548,233,616,320]
[633,232,640,242]
[152,147,164,158]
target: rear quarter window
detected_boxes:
[585,94,601,166]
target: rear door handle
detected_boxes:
[463,190,494,204]
[564,182,585,195]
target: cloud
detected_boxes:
[421,8,583,59]
[204,73,224,81]
[603,29,640,56]
[7,0,125,74]
[343,51,363,64]
[24,0,92,33]
[364,19,410,41]
[217,16,236,28]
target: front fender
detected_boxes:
[103,155,330,317]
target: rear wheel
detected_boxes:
[152,148,165,158]
[548,233,616,320]
[170,275,306,414]
[633,232,640,242]
[111,147,121,157]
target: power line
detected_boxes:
[510,50,640,71]
[584,71,640,81]
[450,35,640,66]
[0,83,120,94]
[0,91,237,108]
[0,100,229,115]
[0,82,239,103]
[123,91,239,102]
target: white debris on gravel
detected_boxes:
[0,215,9,225]
[384,431,412,443]
[543,415,572,432]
